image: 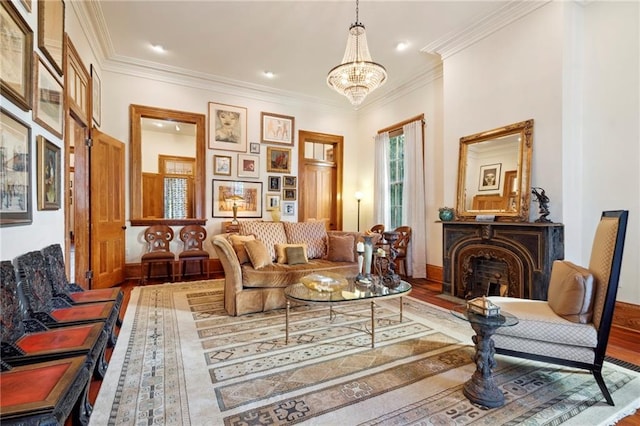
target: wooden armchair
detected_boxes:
[178,224,210,280]
[489,210,628,405]
[140,225,176,284]
[393,226,412,276]
[15,251,119,347]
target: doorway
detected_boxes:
[297,130,343,230]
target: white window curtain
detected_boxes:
[402,120,427,278]
[373,132,390,228]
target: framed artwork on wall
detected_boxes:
[283,189,297,201]
[478,163,501,191]
[36,135,61,210]
[1,1,33,111]
[33,53,63,138]
[208,102,247,152]
[213,154,232,176]
[266,194,281,211]
[249,142,260,154]
[91,64,101,126]
[282,201,295,217]
[261,112,295,146]
[283,175,297,188]
[237,154,259,178]
[212,179,262,219]
[266,146,291,173]
[268,176,281,191]
[1,109,32,226]
[37,0,64,76]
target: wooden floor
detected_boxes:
[82,275,640,425]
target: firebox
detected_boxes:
[442,222,564,300]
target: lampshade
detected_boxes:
[327,0,387,107]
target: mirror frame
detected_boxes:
[130,104,206,226]
[456,119,533,222]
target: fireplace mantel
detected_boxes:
[442,221,564,300]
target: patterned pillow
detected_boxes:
[239,222,287,261]
[283,222,328,259]
[547,260,594,324]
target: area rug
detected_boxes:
[90,280,640,425]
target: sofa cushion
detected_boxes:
[283,222,327,259]
[286,246,308,265]
[239,221,287,261]
[275,243,308,264]
[547,260,595,324]
[242,259,359,288]
[326,234,355,262]
[229,235,255,264]
[244,239,273,269]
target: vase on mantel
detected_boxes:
[439,207,455,221]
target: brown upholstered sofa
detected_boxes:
[212,221,367,316]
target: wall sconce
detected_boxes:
[355,191,363,232]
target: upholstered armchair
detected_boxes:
[489,210,628,406]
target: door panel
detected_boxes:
[90,128,125,288]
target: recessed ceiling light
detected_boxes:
[263,71,274,78]
[396,41,409,52]
[150,44,166,53]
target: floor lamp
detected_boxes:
[355,192,363,232]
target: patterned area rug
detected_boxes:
[90,280,640,425]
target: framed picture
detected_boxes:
[268,176,281,192]
[266,146,291,173]
[249,142,260,154]
[237,154,259,178]
[212,179,262,219]
[213,154,232,176]
[266,194,281,211]
[478,163,502,191]
[283,189,297,201]
[36,135,61,210]
[1,109,32,226]
[1,1,33,111]
[19,0,32,13]
[283,175,297,188]
[91,64,101,126]
[208,102,247,152]
[261,112,295,146]
[33,53,63,138]
[38,0,64,76]
[282,201,296,217]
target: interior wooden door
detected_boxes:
[298,130,343,230]
[90,128,126,288]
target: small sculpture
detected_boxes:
[531,187,551,223]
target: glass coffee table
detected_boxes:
[451,304,518,408]
[284,279,412,348]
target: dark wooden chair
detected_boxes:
[489,210,628,405]
[15,251,119,347]
[393,226,412,276]
[178,225,210,280]
[41,243,123,325]
[140,225,176,284]
[369,224,385,234]
[0,356,93,425]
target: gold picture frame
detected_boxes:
[283,189,297,201]
[33,53,63,138]
[0,1,33,111]
[213,155,232,176]
[261,112,295,146]
[37,135,61,210]
[38,0,65,76]
[266,146,291,173]
[1,109,32,226]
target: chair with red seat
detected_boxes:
[140,225,176,284]
[178,224,210,280]
[15,251,119,347]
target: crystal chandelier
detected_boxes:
[327,0,387,107]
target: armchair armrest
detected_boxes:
[1,341,26,358]
[51,297,72,309]
[22,318,49,333]
[67,283,84,292]
[31,311,56,325]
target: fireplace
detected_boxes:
[442,222,564,300]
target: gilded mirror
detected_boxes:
[456,119,533,222]
[130,104,206,226]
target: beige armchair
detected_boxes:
[489,210,628,406]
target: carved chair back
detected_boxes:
[144,225,175,255]
[0,261,27,345]
[15,251,60,315]
[41,244,70,298]
[179,225,207,253]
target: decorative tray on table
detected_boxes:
[300,273,348,293]
[466,296,501,317]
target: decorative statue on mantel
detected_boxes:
[531,187,551,223]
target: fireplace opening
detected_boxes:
[462,258,510,299]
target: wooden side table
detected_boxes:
[222,221,240,234]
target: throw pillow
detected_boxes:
[283,222,327,259]
[229,235,255,264]
[547,260,595,323]
[275,243,308,264]
[326,234,355,262]
[243,239,273,269]
[239,222,287,261]
[286,246,308,265]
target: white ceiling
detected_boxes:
[84,1,537,108]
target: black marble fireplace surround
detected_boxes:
[442,222,564,300]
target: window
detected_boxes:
[389,131,404,229]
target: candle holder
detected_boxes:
[363,235,374,280]
[356,247,365,282]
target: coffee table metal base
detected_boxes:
[285,298,404,348]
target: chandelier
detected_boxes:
[327,0,387,107]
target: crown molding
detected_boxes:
[421,0,550,60]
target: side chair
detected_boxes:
[393,226,412,276]
[140,225,176,284]
[178,224,210,280]
[489,210,628,406]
